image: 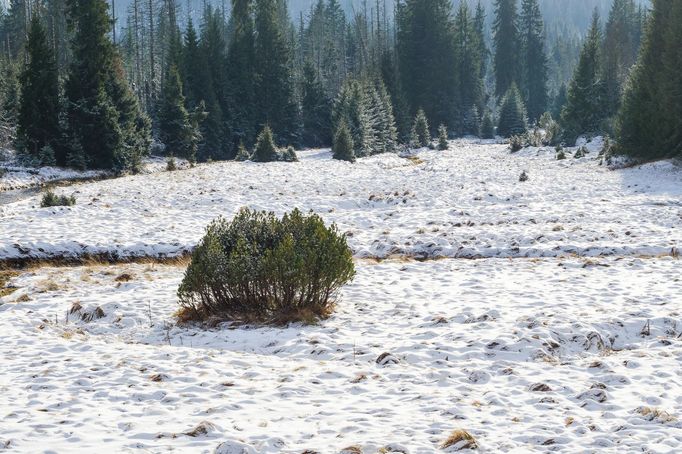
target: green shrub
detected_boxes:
[166,156,177,171]
[509,135,525,152]
[574,146,588,158]
[556,145,566,160]
[178,208,356,324]
[282,146,298,162]
[234,141,251,161]
[480,112,495,139]
[40,190,76,208]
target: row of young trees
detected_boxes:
[0,0,678,170]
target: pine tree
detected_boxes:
[411,108,431,147]
[453,2,485,136]
[65,0,151,171]
[332,119,355,162]
[438,124,448,150]
[301,60,332,147]
[397,0,457,130]
[474,1,488,81]
[497,83,527,138]
[561,11,605,143]
[252,124,279,162]
[226,0,256,149]
[493,0,519,97]
[184,18,224,161]
[617,0,681,159]
[17,14,61,165]
[481,112,495,139]
[519,0,548,123]
[603,0,641,119]
[254,0,299,146]
[158,65,198,162]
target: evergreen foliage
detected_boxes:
[252,125,279,162]
[177,208,355,323]
[254,0,300,146]
[301,61,332,147]
[438,124,449,151]
[64,0,150,171]
[332,119,355,163]
[17,15,61,165]
[411,108,431,148]
[235,141,251,161]
[617,0,682,159]
[493,0,519,97]
[481,112,495,139]
[397,0,457,130]
[519,0,548,123]
[561,11,606,143]
[158,65,199,162]
[41,190,76,208]
[497,84,528,138]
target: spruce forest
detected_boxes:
[1,1,681,453]
[1,0,678,170]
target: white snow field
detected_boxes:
[1,140,681,453]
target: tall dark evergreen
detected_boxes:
[453,2,485,136]
[617,0,682,159]
[158,65,199,162]
[397,0,457,131]
[519,0,548,123]
[497,83,527,138]
[254,0,299,146]
[17,14,61,165]
[226,0,256,148]
[300,60,331,147]
[493,0,519,97]
[65,0,151,171]
[561,11,605,142]
[473,1,488,81]
[603,0,643,118]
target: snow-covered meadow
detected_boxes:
[1,140,681,452]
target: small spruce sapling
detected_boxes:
[235,141,251,161]
[252,126,279,163]
[332,120,356,163]
[437,124,448,151]
[411,109,431,148]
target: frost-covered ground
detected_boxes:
[1,140,680,262]
[1,259,681,453]
[1,140,681,453]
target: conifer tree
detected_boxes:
[453,2,485,136]
[617,0,681,159]
[497,83,527,138]
[332,119,355,162]
[64,0,151,171]
[411,108,431,147]
[254,0,299,146]
[397,0,457,130]
[603,0,642,118]
[17,14,61,165]
[301,60,331,147]
[226,0,256,148]
[474,1,488,81]
[561,11,605,142]
[519,0,548,123]
[493,0,519,97]
[158,65,198,162]
[252,124,279,162]
[438,124,448,150]
[481,112,495,139]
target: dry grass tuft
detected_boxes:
[0,271,19,298]
[115,273,134,282]
[441,429,478,450]
[340,446,363,454]
[636,407,677,423]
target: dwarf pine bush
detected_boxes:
[40,190,76,207]
[177,208,355,324]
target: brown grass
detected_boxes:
[636,407,677,423]
[0,252,192,271]
[0,270,19,298]
[441,429,478,450]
